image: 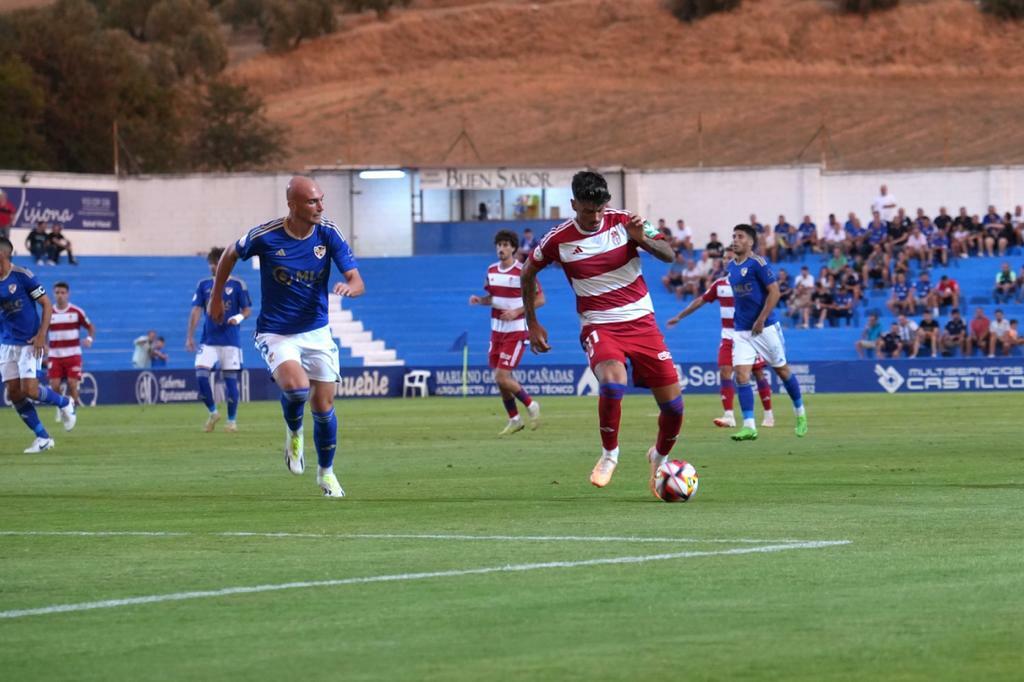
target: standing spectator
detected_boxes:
[871,184,898,222]
[133,330,157,368]
[888,272,914,315]
[967,307,991,356]
[26,222,50,265]
[476,202,488,220]
[517,228,539,262]
[0,190,13,241]
[988,309,1011,357]
[855,313,883,358]
[150,336,169,367]
[940,308,967,356]
[914,310,941,358]
[704,232,724,259]
[46,224,77,265]
[672,219,694,255]
[797,215,819,254]
[877,322,903,359]
[993,262,1016,304]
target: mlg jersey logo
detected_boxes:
[874,364,905,393]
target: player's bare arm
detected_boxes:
[33,293,53,357]
[186,306,201,351]
[83,318,96,348]
[468,294,492,306]
[752,282,781,335]
[210,244,240,324]
[520,259,550,353]
[625,215,675,263]
[333,268,365,298]
[666,296,707,328]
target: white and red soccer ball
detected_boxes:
[654,459,699,502]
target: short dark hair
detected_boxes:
[733,224,757,242]
[571,171,611,205]
[494,229,518,249]
[0,237,12,254]
[208,247,224,263]
[54,281,69,291]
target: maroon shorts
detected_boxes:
[580,320,678,389]
[488,334,527,371]
[718,339,766,370]
[48,355,83,381]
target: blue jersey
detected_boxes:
[192,276,252,347]
[893,282,911,301]
[914,280,931,299]
[727,255,778,331]
[0,266,45,345]
[235,218,358,335]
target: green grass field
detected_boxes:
[1,394,1022,681]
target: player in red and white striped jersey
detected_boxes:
[667,248,774,429]
[47,281,95,412]
[469,230,545,435]
[521,171,684,494]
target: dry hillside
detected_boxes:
[231,0,1024,170]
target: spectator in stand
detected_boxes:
[476,202,488,220]
[905,226,929,268]
[46,224,77,265]
[855,313,883,358]
[672,219,694,255]
[816,265,834,290]
[914,310,941,358]
[822,219,845,249]
[827,247,848,275]
[968,307,991,356]
[133,330,157,368]
[888,272,914,315]
[940,308,967,356]
[950,218,969,259]
[776,268,793,308]
[913,271,932,314]
[1013,205,1024,246]
[934,206,953,232]
[1018,264,1024,303]
[771,214,794,262]
[993,212,1017,257]
[981,205,1003,257]
[891,250,913,280]
[679,257,703,299]
[151,336,169,367]
[517,228,539,262]
[694,250,715,290]
[1005,319,1023,353]
[787,278,813,329]
[928,225,950,267]
[886,211,910,257]
[969,212,987,255]
[656,218,672,241]
[797,215,818,254]
[26,222,50,265]
[0,190,13,241]
[896,314,918,352]
[811,282,833,328]
[829,286,855,327]
[932,274,959,314]
[662,252,686,296]
[843,212,861,242]
[877,322,903,359]
[993,262,1017,304]
[866,210,888,252]
[851,311,884,358]
[914,208,930,231]
[862,245,889,290]
[794,265,814,291]
[988,309,1011,357]
[839,264,863,305]
[872,184,898,223]
[704,232,724,259]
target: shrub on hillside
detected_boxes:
[839,0,900,14]
[667,0,741,23]
[980,0,1024,20]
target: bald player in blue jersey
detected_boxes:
[726,224,808,441]
[209,176,365,498]
[0,237,77,453]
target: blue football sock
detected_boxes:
[280,388,309,433]
[782,375,804,409]
[14,399,49,438]
[223,371,239,421]
[196,369,216,412]
[35,385,69,408]
[736,382,756,421]
[312,408,338,469]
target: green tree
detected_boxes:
[0,56,52,169]
[838,0,900,14]
[260,0,337,51]
[191,80,284,171]
[979,0,1024,19]
[667,0,741,23]
[103,0,160,39]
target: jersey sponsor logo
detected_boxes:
[313,245,326,259]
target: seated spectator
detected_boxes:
[913,310,941,358]
[933,275,959,313]
[896,314,918,352]
[828,286,855,327]
[928,227,950,267]
[776,268,793,307]
[822,220,845,249]
[839,265,863,304]
[797,215,819,253]
[886,213,910,257]
[913,271,932,314]
[992,214,1017,257]
[46,224,77,265]
[981,205,1003,257]
[26,221,50,265]
[877,323,904,359]
[953,207,978,255]
[748,214,767,253]
[1005,319,1023,354]
[843,212,863,247]
[517,228,539,262]
[861,245,889,290]
[662,253,686,295]
[993,262,1017,304]
[905,227,929,268]
[914,208,931,232]
[987,309,1011,357]
[933,206,953,232]
[705,233,724,259]
[794,265,814,291]
[151,336,169,367]
[967,307,991,356]
[866,211,889,252]
[694,251,715,290]
[855,313,883,358]
[770,215,793,261]
[891,250,913,280]
[787,281,813,329]
[940,308,967,356]
[811,282,833,328]
[656,218,672,241]
[888,272,914,315]
[826,247,848,274]
[1014,206,1024,246]
[816,265,833,289]
[0,190,13,241]
[133,330,157,368]
[950,221,969,259]
[672,219,694,255]
[1018,265,1024,303]
[476,202,488,220]
[679,258,703,299]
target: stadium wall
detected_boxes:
[3,165,1023,257]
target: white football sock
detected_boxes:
[743,418,756,429]
[602,447,620,463]
[318,466,333,477]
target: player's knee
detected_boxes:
[658,395,684,416]
[282,387,309,404]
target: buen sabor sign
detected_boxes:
[419,168,577,190]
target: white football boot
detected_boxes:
[24,437,55,453]
[713,412,736,428]
[527,401,541,430]
[203,411,221,433]
[317,472,345,498]
[284,428,305,475]
[59,397,77,432]
[761,410,775,428]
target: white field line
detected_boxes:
[0,540,849,620]
[0,530,813,544]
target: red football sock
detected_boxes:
[656,396,684,456]
[720,378,735,412]
[598,383,625,451]
[756,378,772,411]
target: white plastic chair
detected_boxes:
[403,370,431,398]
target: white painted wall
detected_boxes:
[3,165,1022,257]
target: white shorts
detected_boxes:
[0,344,42,382]
[194,344,242,371]
[733,323,788,368]
[254,326,340,383]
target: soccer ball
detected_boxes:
[654,459,699,503]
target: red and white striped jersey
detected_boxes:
[700,277,735,340]
[530,209,654,329]
[48,304,91,359]
[483,260,540,338]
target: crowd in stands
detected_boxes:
[25,221,77,265]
